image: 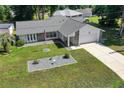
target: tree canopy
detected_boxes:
[0,5,12,22]
[0,5,123,27]
[93,5,123,27]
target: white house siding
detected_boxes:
[83,13,92,18]
[69,31,79,46]
[19,35,27,43]
[8,25,14,35]
[58,31,68,45]
[79,27,100,45]
[0,29,10,34]
[0,25,14,35]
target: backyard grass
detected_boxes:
[0,43,122,87]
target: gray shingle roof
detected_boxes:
[80,24,104,32]
[16,16,68,35]
[76,8,92,14]
[53,9,83,17]
[16,16,103,37]
[0,23,13,29]
[71,16,84,22]
[59,18,85,36]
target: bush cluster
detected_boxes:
[16,40,25,47]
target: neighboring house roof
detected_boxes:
[0,23,13,29]
[16,16,68,35]
[53,8,83,17]
[76,8,92,17]
[71,16,84,22]
[59,18,85,36]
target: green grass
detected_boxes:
[101,27,124,56]
[88,15,124,57]
[0,43,122,87]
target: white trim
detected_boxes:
[67,36,70,47]
[35,34,37,41]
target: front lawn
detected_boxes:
[0,43,122,87]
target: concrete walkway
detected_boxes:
[69,43,124,80]
[23,40,55,47]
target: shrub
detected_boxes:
[32,60,39,65]
[16,40,25,47]
[113,81,124,88]
[63,53,70,59]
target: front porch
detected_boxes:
[19,31,58,43]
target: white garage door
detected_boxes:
[79,31,99,44]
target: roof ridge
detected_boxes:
[70,17,85,24]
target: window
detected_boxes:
[30,34,33,41]
[33,34,36,40]
[46,32,56,38]
[27,34,30,41]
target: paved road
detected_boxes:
[70,43,124,80]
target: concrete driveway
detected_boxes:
[70,43,124,80]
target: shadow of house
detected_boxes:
[53,39,66,48]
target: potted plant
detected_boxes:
[32,60,39,65]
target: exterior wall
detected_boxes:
[58,31,68,46]
[69,31,79,46]
[18,31,59,44]
[45,31,58,40]
[79,28,100,45]
[19,33,38,43]
[0,29,10,35]
[0,25,14,35]
[37,33,45,41]
[83,13,92,18]
[8,25,14,35]
[19,35,28,43]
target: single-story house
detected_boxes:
[16,15,103,47]
[76,8,92,18]
[53,8,83,17]
[0,23,14,35]
[53,9,84,22]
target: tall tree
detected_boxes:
[32,5,46,20]
[92,5,107,16]
[41,6,45,20]
[49,5,58,17]
[0,5,12,22]
[12,5,34,21]
[93,5,123,27]
[105,5,122,26]
[32,5,40,20]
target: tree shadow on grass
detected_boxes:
[0,49,7,55]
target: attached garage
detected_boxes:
[79,24,102,45]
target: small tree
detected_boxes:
[0,33,13,53]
